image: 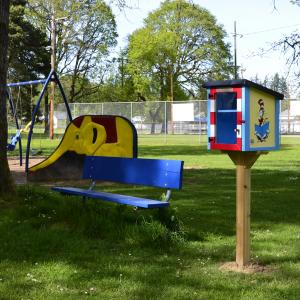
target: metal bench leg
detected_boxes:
[161,189,172,202]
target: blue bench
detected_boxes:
[52,156,184,209]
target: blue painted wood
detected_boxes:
[216,112,237,144]
[52,187,169,208]
[242,87,247,151]
[275,99,280,150]
[52,156,183,209]
[216,92,237,145]
[83,156,183,190]
[207,89,211,150]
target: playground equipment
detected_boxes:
[7,121,31,151]
[203,79,283,269]
[27,115,138,181]
[6,88,22,157]
[7,71,140,183]
[7,70,72,170]
[6,77,53,164]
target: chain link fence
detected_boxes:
[55,100,207,134]
[280,99,300,134]
[56,100,208,135]
[7,99,300,136]
[55,99,300,136]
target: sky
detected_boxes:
[111,0,300,94]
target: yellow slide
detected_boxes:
[28,115,137,180]
[21,121,32,133]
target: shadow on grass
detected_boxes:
[181,167,300,229]
[0,166,300,298]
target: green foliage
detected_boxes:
[127,0,233,101]
[8,0,50,120]
[28,0,118,103]
[9,0,50,80]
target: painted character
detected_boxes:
[254,98,269,142]
[258,99,265,126]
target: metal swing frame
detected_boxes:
[7,70,73,171]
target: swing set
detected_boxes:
[6,70,72,168]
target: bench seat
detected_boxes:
[52,186,169,208]
[52,156,183,209]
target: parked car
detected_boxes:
[131,116,148,130]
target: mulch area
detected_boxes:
[9,156,90,187]
[8,156,45,185]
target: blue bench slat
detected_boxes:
[83,156,183,190]
[52,187,169,208]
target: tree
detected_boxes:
[28,0,118,102]
[270,1,300,78]
[0,0,15,195]
[127,0,233,101]
[8,0,50,124]
[250,73,290,98]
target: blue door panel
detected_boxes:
[216,92,237,145]
[216,112,237,144]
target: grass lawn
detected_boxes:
[2,135,300,299]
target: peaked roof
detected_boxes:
[203,79,284,100]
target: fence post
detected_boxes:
[288,100,290,134]
[164,101,167,144]
[198,100,201,145]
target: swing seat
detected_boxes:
[7,143,16,151]
[7,131,21,152]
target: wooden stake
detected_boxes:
[225,151,263,268]
[235,164,251,266]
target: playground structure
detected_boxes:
[203,79,284,269]
[6,72,70,167]
[28,115,138,181]
[7,71,141,184]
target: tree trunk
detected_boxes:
[149,104,162,134]
[0,0,15,196]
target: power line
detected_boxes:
[234,23,300,37]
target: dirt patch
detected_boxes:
[8,157,45,185]
[219,261,276,274]
[8,157,104,187]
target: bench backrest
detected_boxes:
[83,156,184,190]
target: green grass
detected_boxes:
[2,135,300,299]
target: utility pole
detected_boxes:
[49,14,68,139]
[49,14,56,140]
[170,64,174,134]
[121,57,124,88]
[234,21,238,79]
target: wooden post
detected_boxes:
[50,14,56,140]
[226,151,262,268]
